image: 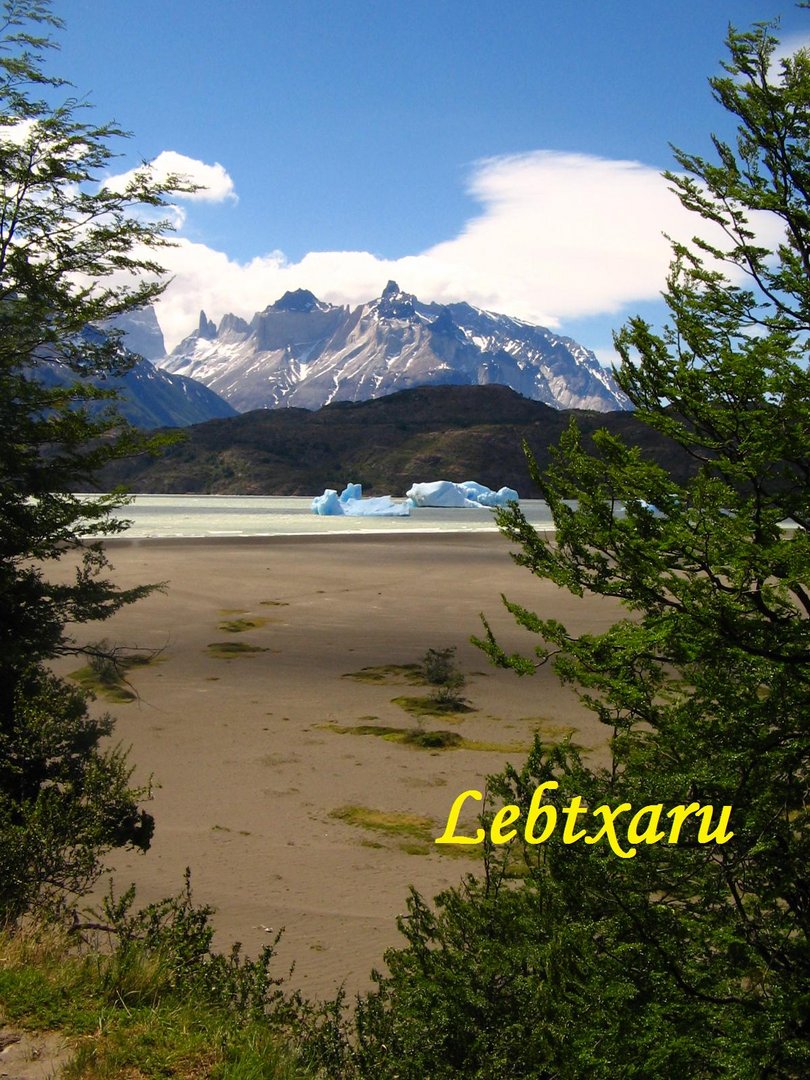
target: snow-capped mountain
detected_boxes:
[156,282,630,412]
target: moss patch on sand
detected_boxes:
[328,803,434,851]
[520,716,579,741]
[330,804,434,842]
[391,694,474,720]
[330,804,480,859]
[321,722,526,754]
[217,616,269,633]
[206,641,269,659]
[342,663,424,685]
[68,653,160,703]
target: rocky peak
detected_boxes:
[218,312,250,335]
[271,288,322,313]
[198,311,217,340]
[376,280,416,321]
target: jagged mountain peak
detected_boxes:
[198,310,217,340]
[375,280,417,321]
[271,288,328,314]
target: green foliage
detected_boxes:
[421,646,469,711]
[95,870,291,1023]
[298,21,810,1079]
[421,646,461,686]
[0,666,154,922]
[0,1,185,919]
[0,0,183,695]
[0,877,310,1078]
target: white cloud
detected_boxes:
[146,149,784,351]
[771,31,810,70]
[104,150,237,203]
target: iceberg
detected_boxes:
[312,479,517,516]
[311,489,344,515]
[476,486,519,507]
[406,480,519,508]
[406,480,477,508]
[311,485,410,517]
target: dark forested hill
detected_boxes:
[94,384,694,496]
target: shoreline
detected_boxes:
[95,529,557,548]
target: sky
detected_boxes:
[53,0,810,361]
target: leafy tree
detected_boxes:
[301,22,810,1079]
[0,667,154,919]
[0,1,185,917]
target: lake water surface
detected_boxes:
[83,494,557,539]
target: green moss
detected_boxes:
[402,729,463,749]
[520,716,578,740]
[331,804,480,860]
[206,641,269,658]
[399,841,432,856]
[342,664,424,685]
[68,652,161,704]
[391,694,474,720]
[68,666,136,702]
[217,617,269,633]
[321,722,526,754]
[330,804,434,841]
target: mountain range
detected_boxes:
[157,282,630,414]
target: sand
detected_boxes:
[52,533,624,1001]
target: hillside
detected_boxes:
[95,384,693,496]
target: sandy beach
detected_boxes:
[53,532,624,1001]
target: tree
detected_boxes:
[0,1,185,918]
[301,23,810,1079]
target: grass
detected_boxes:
[0,923,310,1080]
[320,722,528,754]
[207,641,269,659]
[342,663,424,685]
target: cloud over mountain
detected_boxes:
[121,148,782,354]
[147,149,695,350]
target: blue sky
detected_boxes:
[56,1,809,359]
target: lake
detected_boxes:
[81,494,557,539]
